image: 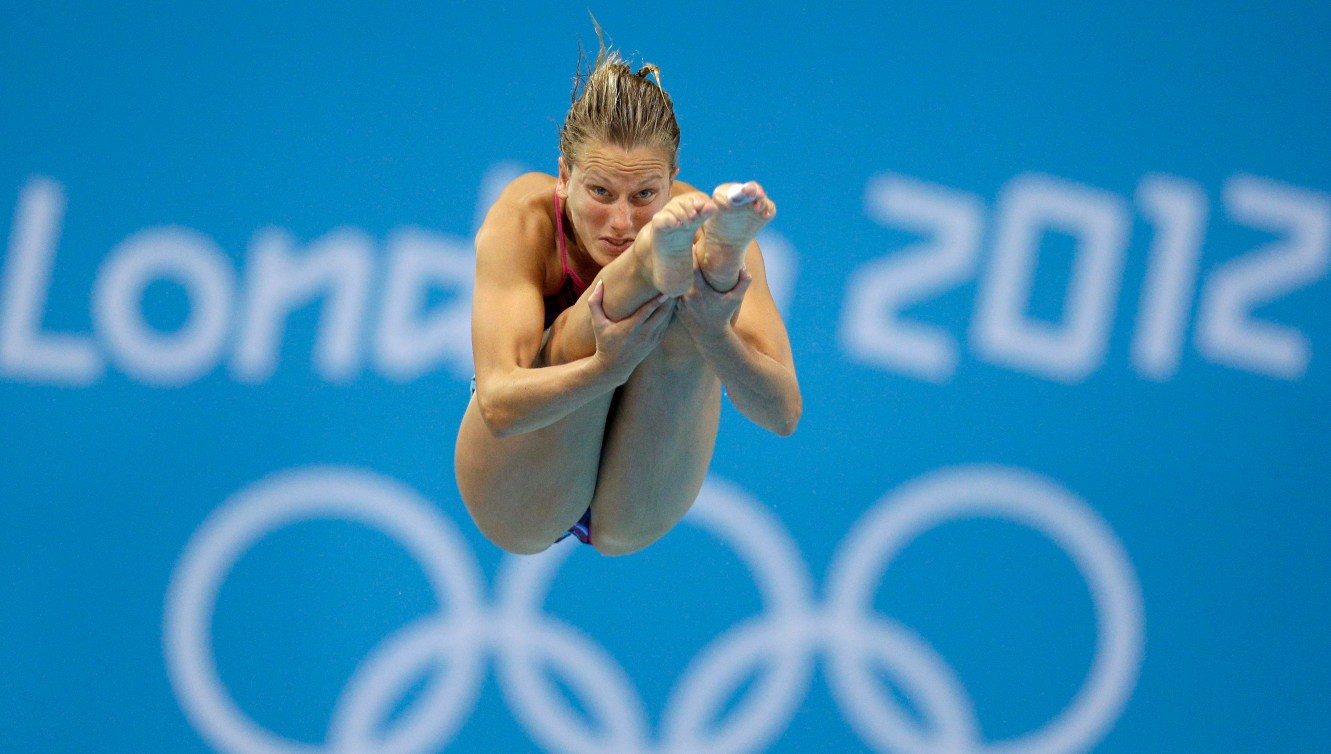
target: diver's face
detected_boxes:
[558,141,676,267]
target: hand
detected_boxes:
[588,280,674,382]
[676,264,752,342]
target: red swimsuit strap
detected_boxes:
[553,188,589,290]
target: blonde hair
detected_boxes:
[559,18,680,169]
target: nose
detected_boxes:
[608,198,632,235]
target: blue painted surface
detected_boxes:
[3,3,1328,752]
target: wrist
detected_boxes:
[685,318,737,350]
[700,265,745,294]
[589,350,633,386]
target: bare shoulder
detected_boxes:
[480,172,557,240]
[475,173,559,281]
[496,171,558,205]
[470,174,555,370]
[670,178,704,197]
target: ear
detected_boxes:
[671,164,680,181]
[557,157,571,198]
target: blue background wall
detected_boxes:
[3,3,1328,752]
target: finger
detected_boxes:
[730,267,754,297]
[646,316,673,343]
[627,292,670,324]
[586,280,609,325]
[643,305,675,342]
[642,296,675,329]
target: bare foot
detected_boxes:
[698,181,776,291]
[640,192,716,297]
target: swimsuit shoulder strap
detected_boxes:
[552,187,588,290]
[553,187,570,274]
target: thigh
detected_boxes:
[588,324,723,554]
[454,389,614,554]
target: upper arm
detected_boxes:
[470,177,554,387]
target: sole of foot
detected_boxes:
[648,192,716,296]
[700,181,776,289]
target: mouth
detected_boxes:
[601,237,634,254]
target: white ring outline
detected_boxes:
[163,467,486,754]
[490,478,819,754]
[163,464,1145,754]
[824,464,1145,754]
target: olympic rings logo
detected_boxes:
[163,464,1144,754]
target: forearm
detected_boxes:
[476,356,624,438]
[691,327,801,436]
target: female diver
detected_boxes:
[454,33,800,556]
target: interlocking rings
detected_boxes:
[163,464,1143,754]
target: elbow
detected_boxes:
[771,394,802,437]
[773,413,800,437]
[477,393,521,439]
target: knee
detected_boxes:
[591,536,646,557]
[590,526,664,557]
[469,509,571,555]
[477,524,556,556]
[459,479,593,556]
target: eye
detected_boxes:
[636,189,657,201]
[590,186,610,197]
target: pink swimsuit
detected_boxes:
[543,189,591,328]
